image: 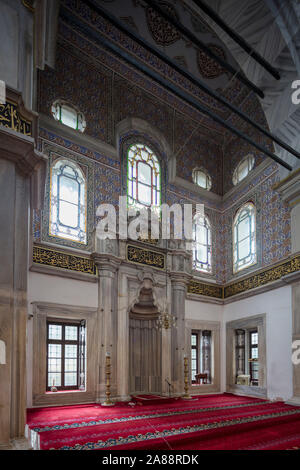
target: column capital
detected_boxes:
[91,252,121,275]
[169,271,192,288]
[0,126,46,177]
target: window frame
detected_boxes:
[192,214,212,273]
[46,320,85,392]
[249,329,259,386]
[232,154,255,186]
[191,331,200,384]
[192,167,212,191]
[233,202,257,274]
[49,158,87,245]
[51,100,86,133]
[127,143,162,212]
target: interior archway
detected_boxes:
[129,285,162,396]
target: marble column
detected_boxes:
[0,125,45,444]
[92,251,121,403]
[170,273,190,396]
[275,170,300,405]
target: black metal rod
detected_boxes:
[191,0,280,80]
[142,0,265,99]
[85,0,299,160]
[60,7,292,171]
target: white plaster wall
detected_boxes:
[26,272,98,406]
[185,299,222,322]
[222,286,293,401]
[0,0,33,107]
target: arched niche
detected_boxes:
[128,275,163,395]
[115,117,176,184]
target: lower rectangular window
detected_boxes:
[191,330,212,385]
[46,320,86,391]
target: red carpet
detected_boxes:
[26,394,300,450]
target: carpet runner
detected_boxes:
[26,394,300,450]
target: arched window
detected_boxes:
[192,168,212,191]
[49,159,87,244]
[127,143,161,210]
[233,154,255,186]
[233,202,256,273]
[51,100,86,132]
[193,214,212,273]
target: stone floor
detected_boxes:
[0,438,32,450]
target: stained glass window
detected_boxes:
[233,154,255,186]
[192,168,212,191]
[51,101,86,132]
[233,202,256,273]
[127,143,161,211]
[49,159,87,244]
[193,215,212,273]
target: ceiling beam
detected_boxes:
[142,0,265,99]
[60,6,292,171]
[85,0,299,161]
[190,0,280,80]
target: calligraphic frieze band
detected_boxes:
[33,244,97,275]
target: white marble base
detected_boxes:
[286,397,300,407]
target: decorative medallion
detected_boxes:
[197,44,226,79]
[33,244,97,276]
[146,2,181,46]
[127,244,165,269]
[0,100,32,136]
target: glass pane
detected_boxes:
[61,105,78,129]
[48,324,62,340]
[138,162,151,184]
[196,224,206,244]
[238,159,249,181]
[138,183,151,205]
[59,175,79,204]
[65,326,78,341]
[197,244,208,264]
[191,335,197,346]
[251,333,258,344]
[196,171,207,188]
[251,347,258,359]
[48,373,61,388]
[48,344,62,358]
[238,217,250,241]
[64,373,77,386]
[238,237,250,259]
[65,358,77,372]
[191,349,197,359]
[59,200,78,228]
[65,344,77,358]
[48,358,61,373]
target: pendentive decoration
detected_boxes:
[101,352,114,407]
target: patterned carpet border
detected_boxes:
[56,408,300,450]
[31,400,270,433]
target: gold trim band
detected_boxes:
[33,244,97,275]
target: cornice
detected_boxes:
[273,167,300,207]
[31,246,300,303]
